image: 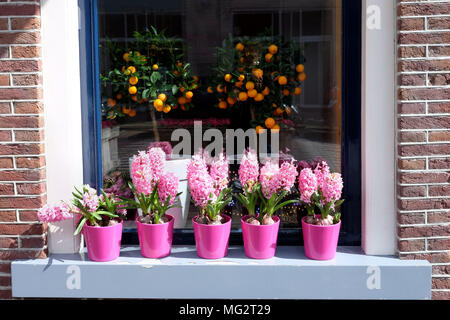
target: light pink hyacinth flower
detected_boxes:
[38,202,73,222]
[238,149,259,193]
[298,168,318,204]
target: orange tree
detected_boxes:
[100,26,199,121]
[207,33,306,133]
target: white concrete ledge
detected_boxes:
[12,246,431,300]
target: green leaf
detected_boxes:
[74,216,87,235]
[150,71,162,84]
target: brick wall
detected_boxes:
[397,0,450,300]
[0,0,47,299]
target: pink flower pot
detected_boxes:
[136,214,174,258]
[241,215,280,259]
[193,215,231,259]
[83,220,123,262]
[301,216,341,260]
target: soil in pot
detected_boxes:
[194,215,227,225]
[138,214,170,224]
[244,214,276,225]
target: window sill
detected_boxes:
[11,246,430,299]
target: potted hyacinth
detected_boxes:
[187,151,232,259]
[126,147,180,258]
[235,149,298,259]
[298,161,344,260]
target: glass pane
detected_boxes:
[97,0,342,230]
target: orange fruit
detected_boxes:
[185,91,194,99]
[238,92,248,101]
[131,95,138,101]
[163,105,171,113]
[247,89,257,98]
[238,67,244,73]
[181,105,187,111]
[278,76,288,85]
[128,109,137,117]
[235,81,243,88]
[116,93,122,100]
[275,107,284,116]
[254,93,264,102]
[218,101,228,109]
[268,44,278,54]
[272,103,277,108]
[122,106,131,114]
[294,87,302,95]
[207,86,214,93]
[153,98,164,109]
[285,106,292,115]
[245,81,255,90]
[178,96,187,105]
[265,53,273,62]
[121,66,126,72]
[252,68,263,79]
[296,64,305,73]
[283,89,290,96]
[129,76,138,85]
[265,117,276,129]
[262,86,270,96]
[128,86,137,95]
[238,74,245,81]
[179,86,185,93]
[271,124,280,132]
[158,93,167,102]
[193,75,199,82]
[177,61,183,67]
[216,84,224,93]
[255,125,265,134]
[123,53,130,61]
[227,96,236,105]
[107,98,116,107]
[235,42,244,51]
[152,64,159,70]
[127,66,136,74]
[224,74,232,82]
[297,72,307,81]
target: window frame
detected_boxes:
[79,0,362,246]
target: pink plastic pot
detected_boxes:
[136,214,174,258]
[193,215,231,259]
[241,215,280,259]
[301,215,341,260]
[83,220,123,262]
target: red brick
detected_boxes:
[20,236,45,248]
[399,144,450,156]
[0,4,40,16]
[399,172,449,184]
[0,197,45,210]
[0,87,42,100]
[429,185,450,197]
[398,18,424,31]
[0,276,11,287]
[0,74,10,86]
[0,262,11,274]
[16,182,45,195]
[0,211,16,222]
[398,103,426,114]
[0,18,7,30]
[11,46,40,58]
[10,17,40,30]
[429,46,450,57]
[398,131,426,143]
[0,143,44,155]
[429,131,450,142]
[428,17,450,30]
[429,157,450,170]
[18,210,38,222]
[12,74,42,86]
[399,59,450,72]
[399,88,450,101]
[0,223,45,235]
[432,265,450,275]
[398,74,426,86]
[398,239,425,252]
[0,102,11,114]
[398,225,450,238]
[0,32,40,44]
[400,251,450,263]
[0,116,43,128]
[0,169,45,181]
[0,47,8,59]
[0,130,12,141]
[398,198,450,211]
[398,3,450,16]
[0,60,40,72]
[15,156,45,169]
[0,238,17,249]
[428,73,450,86]
[428,211,450,224]
[0,183,14,195]
[432,291,450,300]
[432,277,450,290]
[398,159,426,170]
[398,46,426,58]
[428,238,450,251]
[397,212,425,225]
[13,102,43,114]
[429,102,450,114]
[0,157,13,168]
[0,250,46,260]
[399,185,426,197]
[398,32,450,45]
[14,130,44,142]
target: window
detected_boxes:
[79,0,361,246]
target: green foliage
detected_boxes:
[203,187,233,221]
